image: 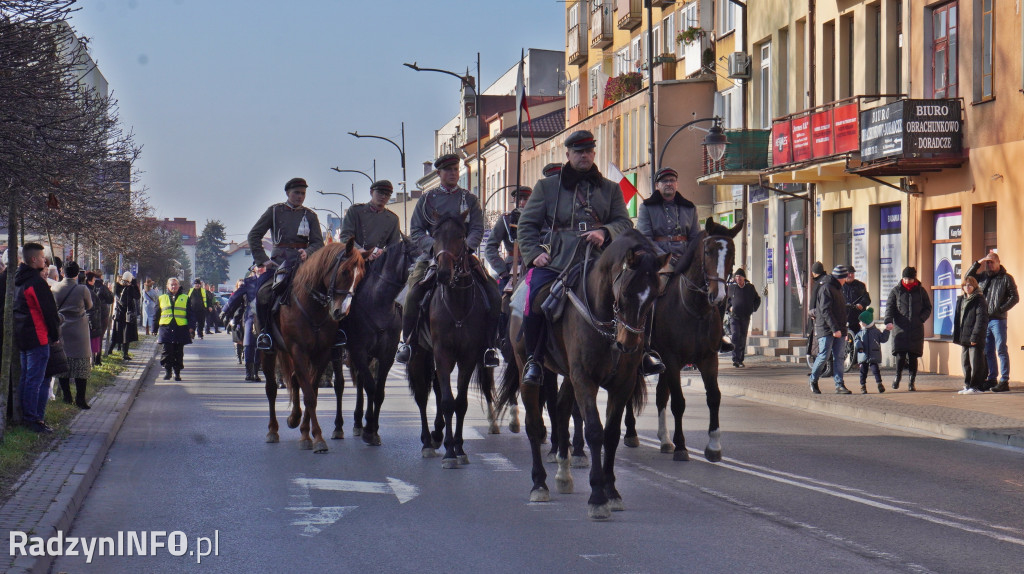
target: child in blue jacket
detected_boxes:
[853,308,890,393]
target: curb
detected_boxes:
[1,339,157,574]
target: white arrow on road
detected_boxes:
[292,477,420,504]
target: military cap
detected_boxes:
[510,186,532,199]
[564,130,596,150]
[284,177,308,191]
[655,167,679,182]
[542,163,563,177]
[434,153,460,170]
[370,180,394,194]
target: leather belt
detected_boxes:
[577,222,601,233]
[654,235,686,242]
[276,242,309,249]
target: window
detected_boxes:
[680,1,697,57]
[822,21,836,102]
[638,105,646,166]
[569,2,579,30]
[832,210,852,269]
[932,210,962,336]
[976,0,994,100]
[631,36,644,72]
[589,63,604,106]
[983,205,997,253]
[839,14,854,99]
[614,47,629,75]
[718,0,736,35]
[758,42,772,128]
[662,13,675,53]
[867,3,882,95]
[931,1,958,98]
[779,28,789,116]
[567,79,580,109]
[654,25,661,56]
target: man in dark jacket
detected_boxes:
[967,251,1019,391]
[809,265,852,394]
[841,265,870,371]
[636,167,701,257]
[484,186,531,292]
[805,261,827,367]
[339,180,402,258]
[727,268,761,367]
[187,279,211,339]
[222,266,264,381]
[12,243,61,433]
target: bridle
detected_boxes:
[567,243,651,345]
[677,235,730,311]
[433,245,473,290]
[294,248,354,333]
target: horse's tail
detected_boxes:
[473,362,495,404]
[495,359,520,414]
[630,371,648,417]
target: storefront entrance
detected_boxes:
[782,199,807,334]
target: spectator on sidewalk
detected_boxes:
[967,251,1019,392]
[853,307,889,394]
[953,276,990,394]
[156,277,194,381]
[51,261,95,409]
[884,267,933,392]
[842,265,871,370]
[108,272,140,360]
[13,243,61,434]
[727,268,760,368]
[805,261,827,370]
[86,272,114,366]
[141,278,160,336]
[188,278,211,338]
[809,265,853,394]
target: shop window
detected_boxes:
[832,210,852,268]
[983,205,997,253]
[878,205,902,318]
[932,210,962,336]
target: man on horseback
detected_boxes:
[484,185,531,292]
[636,167,701,258]
[395,153,502,367]
[248,177,325,351]
[339,180,402,260]
[517,130,661,386]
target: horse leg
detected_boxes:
[484,382,500,435]
[435,357,458,469]
[508,394,521,434]
[698,356,723,462]
[409,351,438,457]
[431,371,444,449]
[358,358,381,446]
[452,360,474,465]
[623,399,639,448]
[304,374,328,454]
[573,379,610,520]
[264,354,280,443]
[367,357,391,446]
[352,364,364,437]
[554,376,575,492]
[543,371,558,463]
[331,358,345,439]
[602,387,633,512]
[520,371,549,501]
[568,387,588,467]
[655,373,672,453]
[667,366,689,461]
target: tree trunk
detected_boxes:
[1,189,20,440]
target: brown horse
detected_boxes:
[498,229,668,519]
[262,240,365,453]
[623,218,741,462]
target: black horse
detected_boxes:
[623,218,741,462]
[407,215,495,467]
[499,230,668,519]
[333,237,419,445]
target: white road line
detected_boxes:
[478,453,520,472]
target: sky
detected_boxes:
[69,0,564,243]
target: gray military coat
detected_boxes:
[339,203,400,250]
[247,202,324,266]
[51,278,94,359]
[409,186,484,255]
[636,193,700,256]
[518,169,633,273]
[484,212,517,277]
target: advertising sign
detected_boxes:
[833,103,860,153]
[811,110,834,158]
[791,116,812,162]
[859,101,904,161]
[772,120,792,166]
[932,211,962,336]
[904,99,963,157]
[852,225,867,286]
[766,247,774,284]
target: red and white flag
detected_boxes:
[607,163,638,204]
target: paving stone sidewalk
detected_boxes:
[0,338,157,574]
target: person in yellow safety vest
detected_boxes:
[156,277,194,381]
[187,278,212,339]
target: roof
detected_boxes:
[497,107,566,139]
[149,217,198,246]
[224,239,272,256]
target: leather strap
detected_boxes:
[654,235,687,242]
[276,242,309,249]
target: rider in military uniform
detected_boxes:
[517,130,661,385]
[484,185,531,292]
[636,167,701,258]
[339,179,402,259]
[395,153,501,367]
[247,177,324,351]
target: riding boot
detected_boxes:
[395,303,419,365]
[255,286,274,352]
[163,366,172,380]
[59,378,73,404]
[521,314,546,386]
[74,378,91,409]
[908,371,917,392]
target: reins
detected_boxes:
[567,242,649,344]
[295,248,354,334]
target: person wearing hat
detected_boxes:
[809,265,853,394]
[516,129,653,385]
[339,179,401,260]
[637,166,701,258]
[805,261,828,367]
[541,163,562,178]
[396,153,501,367]
[484,186,531,292]
[852,307,890,393]
[107,271,140,359]
[726,268,761,368]
[247,177,325,351]
[840,265,871,372]
[187,278,212,340]
[221,265,266,382]
[883,267,933,391]
[967,250,1019,392]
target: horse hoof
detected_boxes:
[607,497,624,512]
[265,432,280,443]
[457,454,470,465]
[570,455,589,468]
[556,477,574,494]
[441,458,459,470]
[623,435,640,448]
[363,433,382,447]
[299,439,313,450]
[488,423,500,435]
[431,439,442,449]
[546,452,557,464]
[660,443,673,454]
[287,415,300,429]
[313,440,328,454]
[530,487,550,503]
[353,427,363,437]
[588,503,611,521]
[673,449,690,461]
[421,447,439,458]
[704,447,722,463]
[508,422,521,434]
[331,429,344,440]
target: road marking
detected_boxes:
[478,453,520,472]
[293,477,420,504]
[287,506,358,537]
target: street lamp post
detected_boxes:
[330,167,373,186]
[316,189,353,217]
[656,116,727,171]
[348,124,408,230]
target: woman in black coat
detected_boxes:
[953,276,989,393]
[883,267,933,391]
[108,272,141,359]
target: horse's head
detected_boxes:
[599,230,671,353]
[322,239,365,321]
[701,218,741,305]
[372,236,419,290]
[431,214,470,287]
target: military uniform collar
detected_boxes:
[436,184,461,195]
[283,201,305,211]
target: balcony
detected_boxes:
[617,0,642,30]
[650,0,674,6]
[590,4,613,49]
[698,130,771,186]
[568,24,588,66]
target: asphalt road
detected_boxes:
[52,333,1024,573]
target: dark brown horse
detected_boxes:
[262,240,364,453]
[340,237,418,446]
[623,218,741,462]
[498,229,668,519]
[407,215,494,467]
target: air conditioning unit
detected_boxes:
[728,52,750,79]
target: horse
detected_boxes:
[261,240,365,453]
[407,214,495,468]
[498,229,669,519]
[623,218,741,462]
[339,237,419,446]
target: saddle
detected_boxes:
[539,262,584,323]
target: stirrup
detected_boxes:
[256,332,273,351]
[641,350,666,376]
[483,348,500,368]
[395,343,412,364]
[334,328,348,348]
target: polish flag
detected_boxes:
[607,162,638,204]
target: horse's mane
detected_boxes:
[293,242,352,287]
[597,229,660,271]
[432,213,467,238]
[673,229,708,275]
